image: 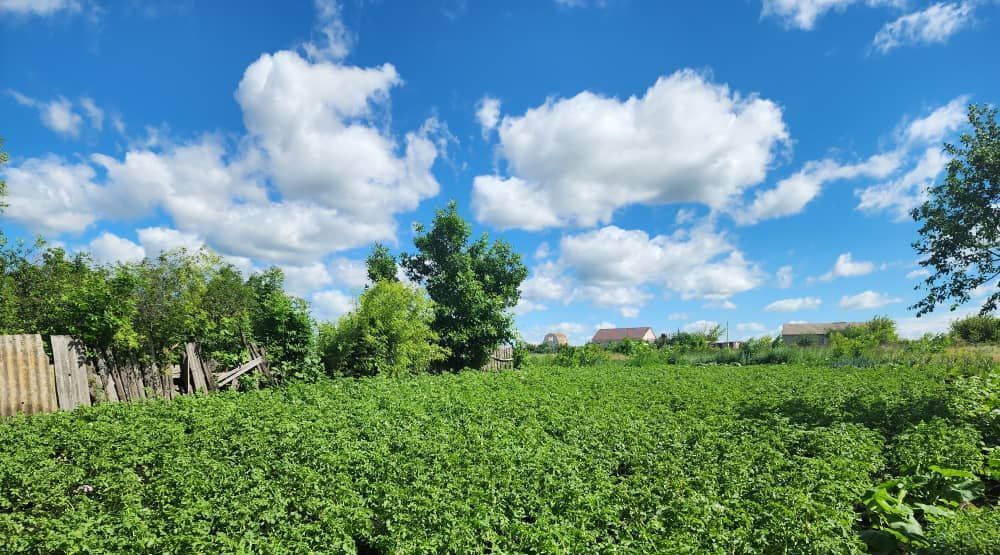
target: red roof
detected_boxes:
[591,327,655,343]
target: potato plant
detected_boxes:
[0,362,995,554]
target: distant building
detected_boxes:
[542,332,569,348]
[591,327,656,345]
[711,340,743,349]
[781,322,863,346]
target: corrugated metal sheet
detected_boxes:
[0,334,58,416]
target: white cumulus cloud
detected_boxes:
[819,252,875,281]
[839,290,902,309]
[765,296,822,312]
[473,70,789,229]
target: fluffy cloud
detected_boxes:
[0,0,81,16]
[776,265,794,288]
[88,232,146,264]
[515,225,764,314]
[729,95,967,225]
[819,252,875,281]
[281,262,334,297]
[683,320,720,334]
[906,268,931,280]
[328,258,369,289]
[137,227,204,256]
[310,289,355,321]
[839,290,902,309]
[760,0,901,30]
[667,312,688,321]
[4,45,441,265]
[873,2,974,53]
[560,225,764,304]
[2,156,103,234]
[764,297,822,312]
[856,147,948,220]
[473,70,788,229]
[10,92,86,138]
[856,98,969,218]
[734,153,899,225]
[735,321,768,337]
[302,0,352,62]
[236,51,440,222]
[476,96,501,136]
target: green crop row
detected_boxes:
[1,362,996,554]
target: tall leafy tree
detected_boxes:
[366,243,398,283]
[912,104,1000,316]
[401,201,527,371]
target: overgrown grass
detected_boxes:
[1,362,996,554]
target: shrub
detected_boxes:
[950,314,1000,344]
[890,419,984,474]
[320,281,446,377]
[554,343,609,366]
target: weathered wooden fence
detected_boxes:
[482,344,515,372]
[1,334,269,417]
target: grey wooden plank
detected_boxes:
[185,343,208,393]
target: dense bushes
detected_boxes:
[950,314,1000,344]
[319,281,446,377]
[0,244,315,377]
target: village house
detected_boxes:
[590,327,656,345]
[781,322,863,346]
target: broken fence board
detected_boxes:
[51,335,92,410]
[215,356,264,388]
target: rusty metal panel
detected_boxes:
[0,334,58,416]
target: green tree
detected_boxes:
[320,280,445,377]
[366,243,398,283]
[912,104,1000,316]
[248,267,319,380]
[401,201,528,371]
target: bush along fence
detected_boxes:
[0,334,270,416]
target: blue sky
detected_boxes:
[2,0,999,343]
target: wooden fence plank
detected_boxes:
[51,335,91,410]
[215,356,263,388]
[185,343,208,393]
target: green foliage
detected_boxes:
[0,241,316,379]
[401,201,527,371]
[831,316,900,358]
[365,243,398,283]
[922,507,1000,555]
[319,281,445,378]
[554,343,611,367]
[911,103,1000,316]
[947,367,1000,445]
[655,327,721,350]
[860,466,986,554]
[949,314,1000,344]
[7,362,950,554]
[890,419,984,475]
